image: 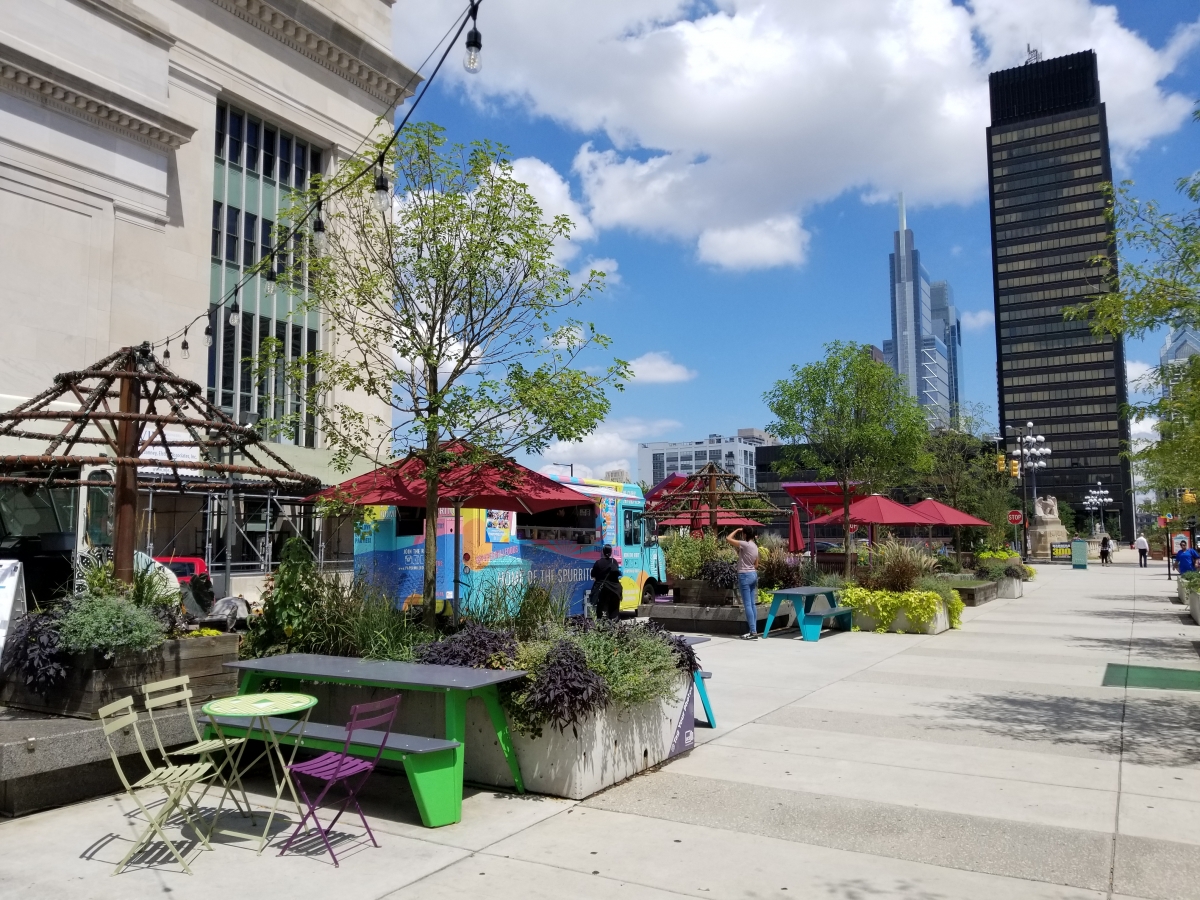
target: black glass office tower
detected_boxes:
[987,50,1133,533]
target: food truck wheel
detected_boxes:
[641,582,657,606]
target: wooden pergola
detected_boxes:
[0,344,319,582]
[643,462,785,532]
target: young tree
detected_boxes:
[764,341,930,576]
[270,124,628,621]
[923,404,1004,561]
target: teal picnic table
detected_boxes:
[762,586,853,641]
[212,654,526,827]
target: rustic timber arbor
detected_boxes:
[643,462,785,531]
[0,344,319,582]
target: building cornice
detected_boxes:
[0,43,195,151]
[209,0,420,107]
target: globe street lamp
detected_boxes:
[1007,421,1050,560]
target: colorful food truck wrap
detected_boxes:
[353,478,665,616]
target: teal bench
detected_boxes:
[202,715,461,829]
[763,587,853,641]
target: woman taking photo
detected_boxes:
[725,527,760,640]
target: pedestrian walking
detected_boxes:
[589,545,623,620]
[1176,538,1200,575]
[1135,533,1149,568]
[725,527,760,640]
[1100,535,1112,566]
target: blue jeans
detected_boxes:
[738,571,759,633]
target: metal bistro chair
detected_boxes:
[277,695,401,867]
[142,675,255,820]
[97,696,213,875]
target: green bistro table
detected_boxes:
[217,654,529,827]
[202,692,317,854]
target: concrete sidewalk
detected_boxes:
[3,560,1199,899]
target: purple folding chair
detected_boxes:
[278,694,400,866]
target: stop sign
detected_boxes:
[848,523,859,533]
[1008,510,1023,525]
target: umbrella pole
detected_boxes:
[452,501,462,625]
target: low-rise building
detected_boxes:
[638,431,763,489]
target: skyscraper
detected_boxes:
[882,196,954,427]
[930,281,962,415]
[987,50,1133,531]
[1160,326,1200,398]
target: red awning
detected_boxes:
[314,445,592,513]
[781,481,862,513]
[806,494,943,527]
[909,498,992,528]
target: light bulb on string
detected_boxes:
[163,340,171,365]
[265,265,277,295]
[373,168,391,213]
[464,26,482,73]
[312,200,327,256]
[229,286,240,327]
[204,322,213,346]
[181,330,190,359]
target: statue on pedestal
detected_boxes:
[1029,494,1070,559]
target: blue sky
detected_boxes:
[391,0,1200,479]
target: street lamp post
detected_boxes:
[1085,482,1111,536]
[1007,421,1050,561]
[549,462,574,479]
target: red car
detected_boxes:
[154,556,208,584]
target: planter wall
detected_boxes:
[303,676,695,800]
[996,577,1023,599]
[1189,588,1200,626]
[855,601,949,635]
[643,601,773,635]
[672,580,736,607]
[0,634,239,719]
[957,582,998,607]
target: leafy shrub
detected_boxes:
[977,549,1019,561]
[975,560,1009,582]
[863,539,938,592]
[415,623,518,669]
[570,619,681,708]
[182,628,227,638]
[699,558,737,589]
[935,555,961,574]
[58,596,164,658]
[244,537,323,658]
[507,640,609,737]
[468,581,567,641]
[0,610,66,692]
[915,576,965,629]
[301,578,431,661]
[839,585,948,633]
[661,531,733,580]
[1023,565,1036,581]
[1003,563,1027,580]
[757,532,786,556]
[758,552,802,590]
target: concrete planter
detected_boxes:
[0,634,239,719]
[1189,589,1200,626]
[855,601,949,635]
[1177,580,1189,605]
[997,576,1023,599]
[303,675,696,801]
[642,601,772,635]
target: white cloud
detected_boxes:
[1126,359,1154,395]
[539,416,680,478]
[629,351,697,384]
[961,309,995,332]
[511,156,595,262]
[1130,415,1159,442]
[395,1,1199,269]
[570,256,620,288]
[696,216,809,269]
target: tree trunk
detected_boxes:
[842,489,853,579]
[422,465,439,627]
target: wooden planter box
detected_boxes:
[0,634,240,719]
[672,579,736,607]
[1150,550,1165,561]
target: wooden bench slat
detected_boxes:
[201,715,459,756]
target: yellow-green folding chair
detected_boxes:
[142,675,254,821]
[97,696,213,875]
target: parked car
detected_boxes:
[153,556,207,584]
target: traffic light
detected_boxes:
[1009,460,1020,478]
[1184,490,1196,504]
[996,454,1006,473]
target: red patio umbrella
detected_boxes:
[788,504,806,553]
[909,498,991,528]
[805,494,942,527]
[314,444,591,514]
[657,504,765,529]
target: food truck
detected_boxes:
[353,476,665,616]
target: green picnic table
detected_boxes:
[210,654,527,828]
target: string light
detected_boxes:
[144,1,482,356]
[373,166,391,213]
[464,3,482,73]
[181,329,190,359]
[163,340,171,365]
[265,266,277,295]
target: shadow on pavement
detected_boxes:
[930,690,1200,766]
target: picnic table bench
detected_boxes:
[208,654,527,828]
[762,587,853,641]
[683,636,715,728]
